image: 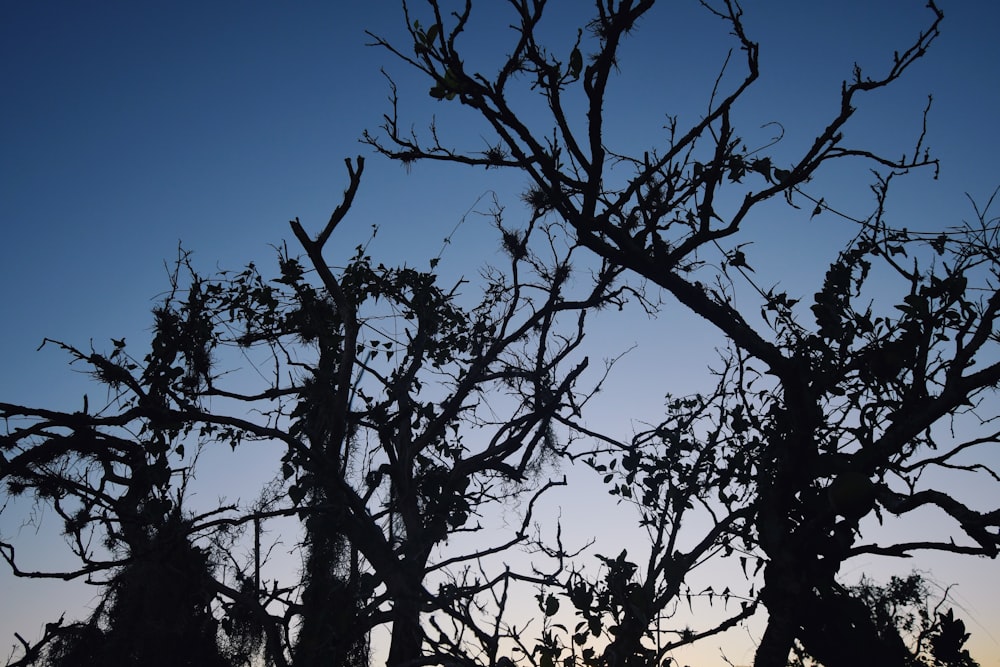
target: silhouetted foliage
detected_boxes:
[790,573,981,667]
[32,511,231,667]
[365,1,998,665]
[3,158,626,666]
[3,2,999,666]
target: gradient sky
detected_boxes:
[2,1,1000,665]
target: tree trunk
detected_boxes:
[796,584,911,667]
[295,511,369,667]
[753,605,797,667]
[753,542,808,667]
[386,589,423,667]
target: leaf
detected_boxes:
[750,157,773,181]
[930,233,948,254]
[568,46,582,79]
[425,23,440,45]
[811,198,825,219]
[728,249,753,272]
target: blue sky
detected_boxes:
[2,1,1000,665]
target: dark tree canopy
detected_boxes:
[3,2,998,667]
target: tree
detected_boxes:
[1,352,237,667]
[4,3,998,666]
[2,157,629,666]
[790,572,981,667]
[29,510,233,667]
[365,1,1000,665]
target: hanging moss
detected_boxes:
[39,512,234,667]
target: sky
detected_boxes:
[2,1,1000,665]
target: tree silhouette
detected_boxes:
[1,365,234,666]
[33,510,232,667]
[366,1,999,665]
[3,157,627,665]
[790,573,981,667]
[3,2,998,666]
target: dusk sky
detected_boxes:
[2,1,1000,665]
